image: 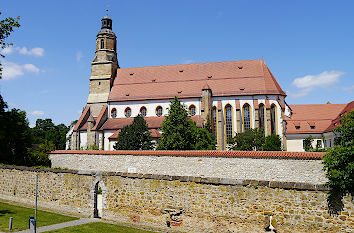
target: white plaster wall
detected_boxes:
[108,98,201,119]
[287,139,305,152]
[103,130,115,151]
[79,131,87,149]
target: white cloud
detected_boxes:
[290,70,345,98]
[1,47,14,55]
[76,51,83,62]
[18,47,44,56]
[30,110,44,116]
[2,60,41,80]
[23,64,40,73]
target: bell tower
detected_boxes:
[87,15,119,117]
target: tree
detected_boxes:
[322,110,354,215]
[0,100,32,165]
[27,140,54,167]
[263,134,282,151]
[303,135,314,151]
[158,96,215,150]
[0,12,20,79]
[114,115,153,150]
[31,118,69,150]
[228,128,265,151]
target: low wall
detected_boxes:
[50,150,327,185]
[0,165,352,232]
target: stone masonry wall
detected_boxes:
[50,153,327,185]
[0,165,352,232]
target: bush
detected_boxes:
[263,134,282,151]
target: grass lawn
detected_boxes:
[0,202,78,232]
[46,222,156,233]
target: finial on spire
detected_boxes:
[106,5,110,16]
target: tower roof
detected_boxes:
[98,15,115,36]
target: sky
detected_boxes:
[1,0,353,127]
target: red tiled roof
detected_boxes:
[286,104,346,134]
[100,115,203,130]
[92,106,108,130]
[108,129,121,140]
[50,150,325,160]
[108,60,286,102]
[74,106,90,131]
[325,101,354,132]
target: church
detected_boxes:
[69,15,351,151]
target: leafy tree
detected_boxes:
[228,128,265,151]
[322,110,354,215]
[158,97,215,150]
[114,115,153,150]
[194,126,216,150]
[32,118,69,150]
[0,12,20,79]
[158,97,197,150]
[263,134,282,151]
[303,135,314,151]
[0,97,32,165]
[27,140,54,167]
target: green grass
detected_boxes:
[0,202,78,232]
[46,222,156,233]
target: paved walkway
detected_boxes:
[14,218,100,233]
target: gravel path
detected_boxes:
[14,218,100,233]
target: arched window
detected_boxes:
[140,106,147,117]
[270,105,277,134]
[156,106,163,117]
[225,105,233,140]
[243,104,251,131]
[259,104,265,130]
[212,107,217,139]
[111,108,117,118]
[189,105,196,116]
[125,107,131,118]
[100,39,104,49]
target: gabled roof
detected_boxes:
[108,59,286,102]
[108,128,161,140]
[325,101,354,132]
[73,106,90,131]
[285,103,346,134]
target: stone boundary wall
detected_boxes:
[0,165,353,232]
[50,150,327,185]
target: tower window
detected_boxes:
[156,106,163,117]
[243,104,251,131]
[111,108,117,118]
[125,107,131,118]
[189,105,196,116]
[140,106,147,117]
[225,105,233,140]
[100,39,104,49]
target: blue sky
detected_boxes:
[1,0,353,127]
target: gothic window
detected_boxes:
[156,106,163,117]
[243,104,251,131]
[212,107,217,139]
[259,104,265,130]
[270,105,276,134]
[189,105,196,116]
[125,107,131,118]
[100,39,104,49]
[140,106,147,117]
[225,105,233,140]
[111,108,117,118]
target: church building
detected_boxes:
[70,15,293,151]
